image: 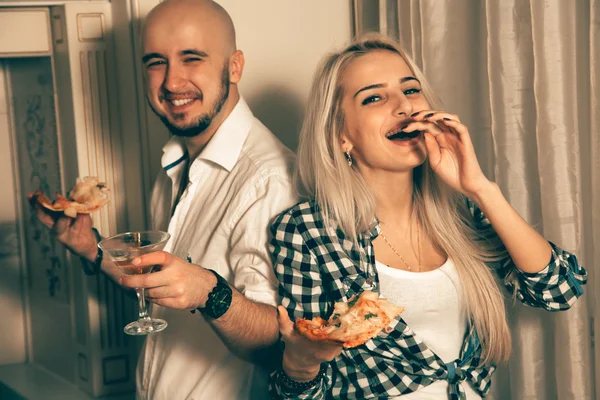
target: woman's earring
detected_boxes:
[344,149,353,167]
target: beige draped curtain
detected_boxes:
[353,1,599,399]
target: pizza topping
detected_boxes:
[29,176,110,218]
[295,291,403,348]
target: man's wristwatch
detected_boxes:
[80,228,103,276]
[193,269,232,319]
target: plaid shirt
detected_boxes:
[269,199,587,400]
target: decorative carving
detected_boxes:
[52,15,64,44]
[77,13,105,42]
[78,353,88,382]
[102,355,129,385]
[79,49,118,237]
[23,93,63,297]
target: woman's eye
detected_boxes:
[361,95,381,105]
[404,88,422,96]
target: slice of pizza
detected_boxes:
[295,291,403,348]
[29,176,110,218]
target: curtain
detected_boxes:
[353,1,599,399]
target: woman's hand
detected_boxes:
[277,306,343,381]
[405,111,493,199]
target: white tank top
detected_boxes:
[375,259,482,399]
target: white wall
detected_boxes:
[214,0,353,151]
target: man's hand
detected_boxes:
[32,202,98,261]
[119,251,217,310]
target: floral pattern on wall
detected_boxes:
[11,57,67,301]
[24,94,62,297]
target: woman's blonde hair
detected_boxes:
[296,33,511,364]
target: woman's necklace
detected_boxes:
[379,219,422,272]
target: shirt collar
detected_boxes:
[160,97,254,180]
[161,136,188,173]
[366,220,381,241]
[358,218,380,244]
[197,96,253,172]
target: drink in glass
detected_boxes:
[98,231,170,335]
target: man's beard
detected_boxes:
[149,64,230,138]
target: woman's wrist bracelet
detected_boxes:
[278,363,327,393]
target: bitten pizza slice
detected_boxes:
[295,291,403,348]
[29,176,110,218]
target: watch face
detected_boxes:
[209,285,232,318]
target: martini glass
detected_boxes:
[98,231,171,335]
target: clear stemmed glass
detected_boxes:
[98,231,171,335]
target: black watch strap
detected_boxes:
[80,228,103,276]
[192,269,232,319]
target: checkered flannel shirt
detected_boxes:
[269,199,587,400]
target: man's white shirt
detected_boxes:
[136,98,297,400]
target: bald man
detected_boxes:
[33,0,296,399]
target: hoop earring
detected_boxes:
[344,149,353,167]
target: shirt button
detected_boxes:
[366,278,373,285]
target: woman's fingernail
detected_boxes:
[411,112,420,117]
[132,258,141,265]
[443,117,453,121]
[424,113,435,119]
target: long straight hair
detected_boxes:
[296,33,511,364]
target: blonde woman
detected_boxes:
[269,34,587,400]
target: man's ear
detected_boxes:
[229,50,245,84]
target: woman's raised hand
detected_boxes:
[405,111,492,199]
